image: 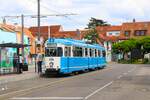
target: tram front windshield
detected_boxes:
[45,47,63,57]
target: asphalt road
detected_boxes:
[0,63,150,100]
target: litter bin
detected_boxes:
[17,63,22,74]
[22,63,28,71]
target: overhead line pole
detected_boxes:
[37,0,40,41]
[35,0,41,73]
[21,14,24,64]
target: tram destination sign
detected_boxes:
[47,43,57,47]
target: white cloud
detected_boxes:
[0,0,150,30]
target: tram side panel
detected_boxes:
[88,57,98,69]
[101,57,107,67]
[97,57,105,68]
[60,57,89,74]
[60,57,69,74]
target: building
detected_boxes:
[29,25,81,53]
[121,21,150,38]
[0,24,35,74]
[30,20,150,62]
[95,20,150,62]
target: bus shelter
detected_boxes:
[0,43,30,74]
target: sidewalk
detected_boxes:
[0,64,39,83]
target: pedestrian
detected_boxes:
[19,54,23,73]
[13,53,18,73]
[37,52,43,74]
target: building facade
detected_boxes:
[95,21,150,62]
[0,24,35,74]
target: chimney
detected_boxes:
[133,18,136,23]
[3,18,6,24]
[76,29,80,39]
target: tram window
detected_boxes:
[92,49,95,57]
[89,49,92,57]
[95,49,97,57]
[102,51,106,57]
[73,47,83,57]
[98,50,101,57]
[57,47,63,56]
[45,47,63,57]
[65,47,71,57]
[85,48,88,57]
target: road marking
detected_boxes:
[0,67,112,99]
[11,97,84,100]
[117,75,122,79]
[84,81,113,100]
[123,73,127,75]
[128,68,136,73]
[0,66,113,99]
[0,79,69,98]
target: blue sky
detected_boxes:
[0,0,150,30]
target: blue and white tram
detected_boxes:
[42,38,107,75]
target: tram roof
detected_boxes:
[47,38,105,50]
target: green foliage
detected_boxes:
[84,17,110,44]
[113,37,150,63]
[140,37,150,54]
[113,37,150,54]
[87,17,110,29]
[142,58,150,64]
[112,39,137,54]
[118,58,150,64]
[84,29,99,44]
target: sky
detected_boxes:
[0,0,150,30]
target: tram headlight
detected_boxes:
[49,62,54,68]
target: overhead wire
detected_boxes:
[35,0,82,29]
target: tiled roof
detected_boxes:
[0,24,34,39]
[29,25,80,40]
[0,24,15,32]
[123,21,150,25]
[96,25,122,31]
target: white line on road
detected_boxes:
[128,68,136,73]
[11,97,84,100]
[117,75,122,79]
[84,81,113,100]
[123,73,127,75]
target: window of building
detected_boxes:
[124,31,130,36]
[65,47,71,57]
[134,30,147,36]
[115,33,119,36]
[109,33,112,35]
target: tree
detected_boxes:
[87,17,110,29]
[112,37,150,61]
[112,39,137,60]
[84,29,98,44]
[140,37,150,58]
[84,17,110,44]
